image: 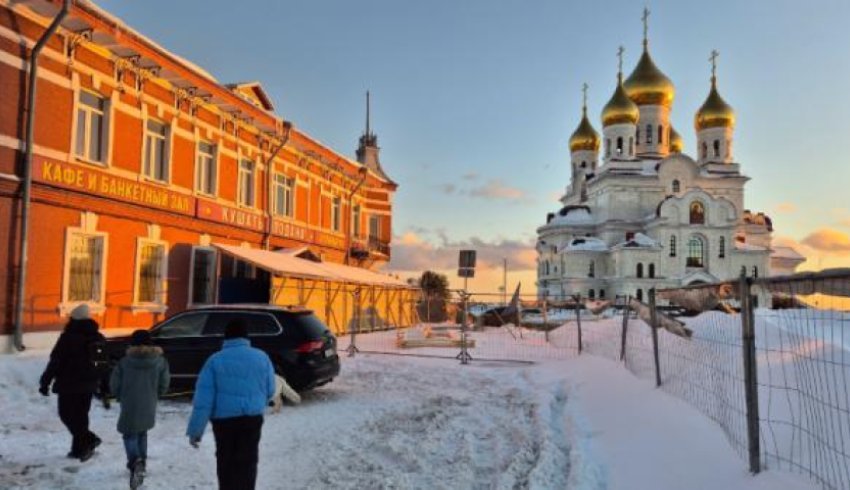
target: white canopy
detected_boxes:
[213,243,409,287]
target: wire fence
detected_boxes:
[337,270,850,489]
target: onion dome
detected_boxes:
[602,73,640,127]
[669,126,684,153]
[624,46,675,107]
[569,105,600,152]
[695,76,735,131]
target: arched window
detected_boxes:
[713,139,721,157]
[599,289,606,299]
[672,179,680,193]
[646,124,653,144]
[669,235,677,257]
[629,137,634,155]
[636,128,640,146]
[719,237,726,258]
[589,289,595,300]
[658,125,663,144]
[588,261,595,278]
[636,263,644,278]
[687,236,705,268]
[545,261,550,275]
[702,142,708,159]
[752,266,759,278]
[649,263,655,278]
[616,137,623,155]
[636,289,643,302]
[741,265,747,277]
[690,201,705,224]
[581,161,587,169]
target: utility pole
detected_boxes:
[503,258,507,305]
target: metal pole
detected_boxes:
[344,167,369,265]
[573,294,583,354]
[346,287,361,357]
[457,280,472,364]
[740,274,761,474]
[648,288,662,387]
[14,0,71,351]
[620,295,631,362]
[502,258,507,305]
[262,122,293,250]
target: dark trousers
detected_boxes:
[211,415,263,490]
[57,392,97,455]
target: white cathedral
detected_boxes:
[535,14,805,302]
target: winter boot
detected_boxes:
[130,458,145,489]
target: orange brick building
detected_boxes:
[0,0,397,344]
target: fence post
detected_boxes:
[346,287,361,357]
[648,288,662,387]
[620,295,631,361]
[739,275,761,474]
[573,294,583,354]
[456,291,473,364]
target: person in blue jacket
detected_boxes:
[186,318,275,490]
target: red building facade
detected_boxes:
[0,0,396,340]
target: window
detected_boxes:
[135,240,166,304]
[66,232,105,303]
[190,247,217,305]
[719,237,726,258]
[75,91,107,163]
[690,201,705,224]
[687,236,705,268]
[195,142,217,195]
[649,263,655,278]
[589,289,595,300]
[657,125,663,144]
[636,263,643,278]
[636,289,643,302]
[616,137,623,155]
[273,174,295,217]
[154,313,208,338]
[636,127,640,146]
[701,142,708,159]
[581,161,587,169]
[352,204,362,237]
[331,196,341,232]
[238,159,255,207]
[672,179,680,193]
[369,215,380,239]
[588,261,595,278]
[599,289,606,299]
[741,265,747,277]
[203,312,280,336]
[752,266,759,278]
[669,235,677,257]
[646,124,652,144]
[713,139,721,157]
[143,120,169,182]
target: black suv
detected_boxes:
[105,305,340,394]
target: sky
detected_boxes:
[94,0,850,293]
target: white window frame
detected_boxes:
[273,173,295,218]
[238,158,256,208]
[132,237,168,313]
[143,119,171,183]
[331,196,341,232]
[74,90,109,165]
[188,246,218,307]
[60,228,108,316]
[195,141,218,196]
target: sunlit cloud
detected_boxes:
[775,202,797,214]
[801,228,850,253]
[468,179,529,202]
[461,172,479,180]
[437,183,457,195]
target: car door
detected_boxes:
[149,311,210,392]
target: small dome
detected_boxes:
[624,48,675,107]
[569,108,600,152]
[695,78,735,131]
[601,75,640,127]
[669,126,684,153]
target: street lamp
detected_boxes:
[344,166,369,265]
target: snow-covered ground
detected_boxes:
[0,329,819,490]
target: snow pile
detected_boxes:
[562,237,608,252]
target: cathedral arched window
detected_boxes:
[581,161,587,169]
[690,201,705,225]
[741,265,747,277]
[649,263,655,278]
[629,137,634,156]
[636,289,643,302]
[589,289,595,300]
[713,139,721,157]
[646,124,653,144]
[636,128,640,146]
[672,179,680,193]
[657,125,663,144]
[599,289,606,299]
[752,266,759,278]
[669,235,677,257]
[702,142,708,159]
[636,263,643,278]
[616,137,623,155]
[687,236,705,268]
[588,261,595,278]
[719,236,726,258]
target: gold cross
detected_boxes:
[642,7,650,45]
[617,45,625,75]
[709,49,719,79]
[582,83,588,109]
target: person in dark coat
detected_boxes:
[186,319,275,490]
[39,304,106,460]
[110,329,170,484]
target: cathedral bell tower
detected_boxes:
[601,46,639,163]
[695,51,736,165]
[568,84,600,201]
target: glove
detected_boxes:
[39,385,50,397]
[189,436,201,448]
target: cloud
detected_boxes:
[775,202,797,214]
[387,232,537,273]
[468,179,528,202]
[437,183,457,195]
[801,228,850,253]
[461,172,479,181]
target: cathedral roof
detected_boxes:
[569,106,600,153]
[669,126,684,153]
[602,73,640,127]
[624,47,675,108]
[695,77,735,131]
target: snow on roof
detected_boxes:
[735,242,768,252]
[562,237,608,252]
[771,246,805,260]
[213,243,409,287]
[550,207,594,226]
[616,232,659,248]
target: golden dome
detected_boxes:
[695,78,735,131]
[569,107,600,152]
[669,126,684,153]
[624,48,675,107]
[601,74,640,127]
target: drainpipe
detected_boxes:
[262,121,292,250]
[14,0,71,351]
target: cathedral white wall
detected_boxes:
[697,126,734,164]
[602,123,637,163]
[635,105,670,157]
